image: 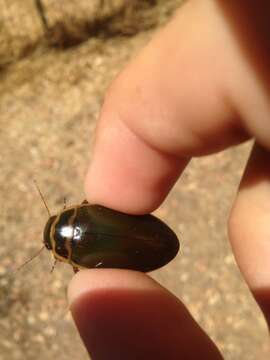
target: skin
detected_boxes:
[68,0,270,358]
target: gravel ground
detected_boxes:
[0,2,269,359]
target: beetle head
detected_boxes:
[43,215,56,250]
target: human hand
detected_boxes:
[68,1,270,358]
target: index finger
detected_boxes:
[81,0,270,351]
[84,0,261,214]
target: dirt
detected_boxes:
[0,1,269,359]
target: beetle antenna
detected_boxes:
[63,197,67,210]
[16,246,45,272]
[33,179,51,217]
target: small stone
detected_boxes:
[2,340,13,349]
[180,273,189,282]
[52,280,62,290]
[44,326,56,336]
[39,311,49,321]
[0,266,6,276]
[27,315,36,325]
[208,293,220,306]
[33,334,45,343]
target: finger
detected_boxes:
[84,0,265,214]
[87,115,189,214]
[68,270,223,360]
[229,144,270,325]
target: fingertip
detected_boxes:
[68,269,222,360]
[84,114,186,214]
[68,269,154,307]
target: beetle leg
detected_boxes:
[95,261,103,268]
[81,200,88,205]
[72,266,79,273]
[50,259,57,273]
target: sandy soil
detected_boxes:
[0,1,269,359]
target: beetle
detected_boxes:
[43,200,180,273]
[29,182,179,273]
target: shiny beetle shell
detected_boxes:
[43,203,180,272]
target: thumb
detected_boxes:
[68,270,223,360]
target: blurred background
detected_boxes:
[0,0,269,359]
